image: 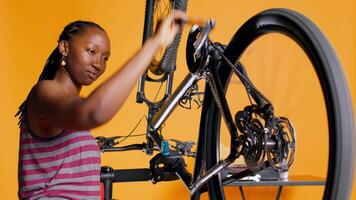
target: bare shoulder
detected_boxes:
[30,80,65,99]
[27,80,80,117]
[31,80,65,94]
[25,81,70,136]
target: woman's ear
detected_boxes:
[58,40,69,56]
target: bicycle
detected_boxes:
[97,0,355,199]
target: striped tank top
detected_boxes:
[18,118,101,200]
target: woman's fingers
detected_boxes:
[154,10,188,48]
[171,10,188,23]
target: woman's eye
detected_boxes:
[87,49,95,55]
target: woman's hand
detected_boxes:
[153,10,188,49]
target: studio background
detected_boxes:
[0,0,355,199]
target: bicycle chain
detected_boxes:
[205,67,242,158]
[210,42,273,106]
[205,69,230,129]
[203,41,275,159]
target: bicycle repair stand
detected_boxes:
[100,149,192,199]
[100,166,152,199]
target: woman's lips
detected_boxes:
[87,70,98,80]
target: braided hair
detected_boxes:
[15,20,105,124]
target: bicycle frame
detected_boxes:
[102,60,251,198]
[100,0,265,199]
[136,7,245,192]
[101,33,272,196]
[99,2,355,199]
[141,68,244,193]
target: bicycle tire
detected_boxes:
[200,8,354,200]
[148,0,188,75]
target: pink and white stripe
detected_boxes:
[18,123,101,200]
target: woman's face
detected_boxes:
[65,27,111,86]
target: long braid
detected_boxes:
[15,20,105,125]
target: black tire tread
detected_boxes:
[150,0,188,75]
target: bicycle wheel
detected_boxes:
[200,8,354,199]
[144,0,187,75]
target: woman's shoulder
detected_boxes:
[27,80,68,119]
[25,81,73,138]
[28,80,68,106]
[31,80,65,98]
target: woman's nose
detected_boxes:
[91,57,102,71]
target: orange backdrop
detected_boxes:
[0,0,355,199]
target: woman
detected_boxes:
[16,11,187,200]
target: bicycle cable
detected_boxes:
[153,81,165,103]
[117,115,149,144]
